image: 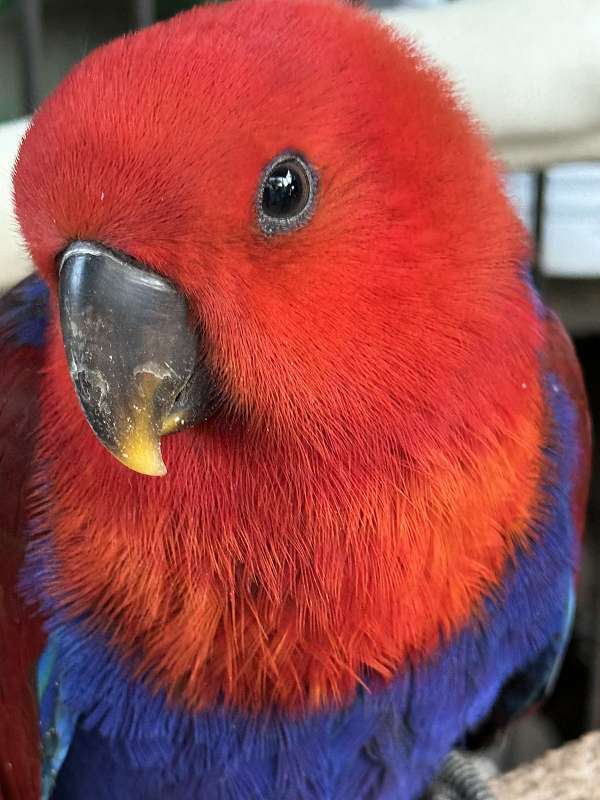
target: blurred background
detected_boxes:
[0,0,598,778]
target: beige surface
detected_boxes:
[491,732,600,800]
[0,117,30,290]
[384,0,600,170]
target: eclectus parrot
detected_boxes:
[0,1,591,798]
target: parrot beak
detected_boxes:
[58,241,210,476]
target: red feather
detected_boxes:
[0,284,46,800]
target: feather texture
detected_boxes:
[3,0,591,796]
[27,367,581,799]
[0,276,48,800]
[14,0,549,713]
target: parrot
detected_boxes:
[0,0,591,798]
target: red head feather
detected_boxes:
[14,0,544,711]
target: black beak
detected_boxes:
[58,241,212,476]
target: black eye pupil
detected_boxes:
[262,163,307,218]
[257,152,317,236]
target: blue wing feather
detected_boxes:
[37,638,80,800]
[0,274,49,349]
[468,578,575,740]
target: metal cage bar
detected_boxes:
[532,171,546,281]
[133,0,157,29]
[17,0,43,113]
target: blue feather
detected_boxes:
[37,638,80,800]
[0,275,49,348]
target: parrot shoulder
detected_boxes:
[0,274,48,799]
[541,307,592,536]
[468,304,591,747]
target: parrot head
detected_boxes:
[13,0,544,711]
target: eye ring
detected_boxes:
[256,151,318,236]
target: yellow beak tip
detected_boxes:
[114,449,167,477]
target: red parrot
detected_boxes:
[0,0,590,798]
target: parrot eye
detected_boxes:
[257,152,317,235]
